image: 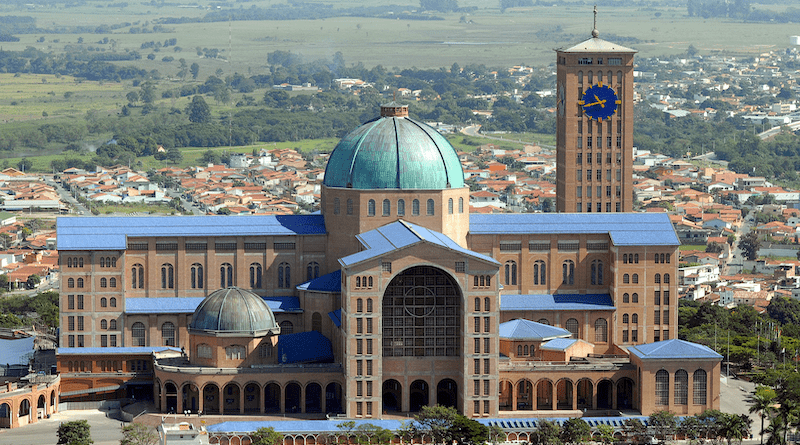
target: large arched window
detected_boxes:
[622,313,629,324]
[590,260,603,285]
[197,344,212,359]
[632,313,638,324]
[131,264,144,289]
[398,199,405,216]
[278,263,291,288]
[623,293,630,303]
[161,264,174,289]
[68,278,75,288]
[412,199,420,216]
[505,261,517,286]
[632,273,639,284]
[307,262,320,281]
[654,273,661,284]
[191,263,204,289]
[674,369,688,405]
[382,199,391,216]
[623,273,630,284]
[565,318,579,338]
[225,345,246,360]
[77,278,84,288]
[100,278,107,288]
[655,369,669,406]
[162,322,175,346]
[693,369,707,404]
[279,321,294,335]
[109,319,117,330]
[562,260,575,285]
[533,260,546,285]
[101,297,107,308]
[664,273,670,284]
[250,263,263,288]
[426,199,435,216]
[368,199,376,216]
[220,263,233,288]
[101,319,108,330]
[110,297,117,308]
[594,318,608,343]
[110,278,117,288]
[132,322,146,347]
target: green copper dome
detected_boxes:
[189,287,279,337]
[323,104,465,190]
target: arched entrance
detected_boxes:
[536,380,553,410]
[617,378,634,410]
[37,394,46,418]
[18,399,30,426]
[516,380,533,410]
[265,383,281,413]
[165,382,178,413]
[576,379,593,410]
[244,383,261,413]
[182,384,199,413]
[223,383,240,414]
[325,383,343,414]
[305,383,322,413]
[0,402,9,428]
[409,380,429,412]
[382,380,402,412]
[499,381,513,411]
[556,379,573,410]
[203,384,220,414]
[597,380,613,409]
[285,382,301,413]
[437,379,457,408]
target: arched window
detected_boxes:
[68,278,74,288]
[220,263,233,288]
[161,264,174,289]
[225,345,246,360]
[693,369,707,404]
[279,321,294,335]
[197,344,212,359]
[79,258,84,267]
[398,199,405,216]
[100,257,105,268]
[357,298,363,313]
[356,276,361,288]
[661,253,666,263]
[368,199,376,216]
[632,274,639,284]
[346,198,354,215]
[523,345,529,355]
[634,254,639,263]
[623,273,630,284]
[566,318,579,338]
[333,198,340,215]
[562,260,575,285]
[504,261,517,286]
[161,322,175,346]
[307,262,320,281]
[474,276,479,287]
[533,260,546,285]
[632,293,639,303]
[101,319,108,329]
[382,199,390,216]
[448,198,453,214]
[654,253,660,263]
[100,277,107,288]
[666,254,671,263]
[675,370,688,405]
[77,278,84,288]
[623,254,628,264]
[250,263,263,288]
[459,197,464,213]
[517,345,522,356]
[412,199,420,216]
[655,370,669,406]
[67,258,72,268]
[132,322,146,347]
[632,313,638,324]
[538,318,549,325]
[654,273,661,284]
[109,319,117,330]
[110,277,117,288]
[474,297,481,312]
[101,297,107,308]
[426,199,435,216]
[594,318,608,343]
[664,273,670,284]
[278,263,291,288]
[623,314,629,324]
[591,260,603,285]
[484,297,490,311]
[110,297,117,308]
[191,263,204,289]
[131,264,144,289]
[111,257,117,267]
[623,293,629,303]
[312,312,322,332]
[367,298,373,312]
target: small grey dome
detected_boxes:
[189,287,279,337]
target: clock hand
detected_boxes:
[583,99,607,108]
[594,94,606,108]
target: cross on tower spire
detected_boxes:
[592,5,599,38]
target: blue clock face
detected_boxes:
[580,83,620,121]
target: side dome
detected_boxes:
[189,287,279,337]
[323,103,465,190]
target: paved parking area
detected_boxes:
[0,409,124,445]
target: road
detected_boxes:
[724,210,753,276]
[461,125,556,150]
[44,176,89,215]
[164,188,205,216]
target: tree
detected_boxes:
[120,423,158,445]
[530,419,561,445]
[17,158,32,173]
[739,230,761,261]
[126,91,139,105]
[706,242,724,253]
[139,82,156,104]
[450,414,489,445]
[190,62,200,80]
[749,386,777,445]
[560,418,591,445]
[649,410,677,441]
[718,413,751,445]
[414,405,458,444]
[251,427,283,445]
[164,147,184,165]
[200,150,221,165]
[57,420,93,445]
[595,424,615,444]
[187,95,211,124]
[26,274,41,289]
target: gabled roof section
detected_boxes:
[262,297,302,313]
[277,331,333,364]
[340,220,499,268]
[558,37,636,53]
[57,214,326,251]
[126,297,205,314]
[297,270,341,293]
[540,338,581,351]
[498,319,571,341]
[629,339,722,360]
[500,294,615,311]
[469,213,679,246]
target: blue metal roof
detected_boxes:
[328,309,342,328]
[277,331,333,364]
[296,270,341,293]
[469,213,679,246]
[0,336,35,365]
[500,294,615,311]
[540,338,579,351]
[126,297,205,314]
[498,319,571,341]
[262,297,302,313]
[341,220,499,267]
[629,339,723,360]
[56,214,326,251]
[57,346,180,355]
